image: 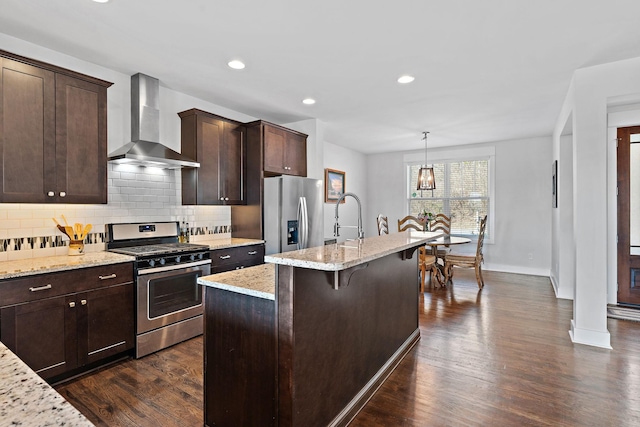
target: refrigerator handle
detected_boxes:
[298,196,309,249]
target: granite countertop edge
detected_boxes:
[197,238,265,250]
[198,264,275,300]
[0,342,95,426]
[264,231,442,271]
[0,252,136,280]
[0,239,265,280]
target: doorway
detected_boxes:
[617,126,640,305]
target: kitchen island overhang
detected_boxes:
[199,231,441,427]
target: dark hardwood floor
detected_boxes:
[55,269,640,426]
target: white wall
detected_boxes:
[367,136,552,275]
[323,142,368,242]
[551,55,640,349]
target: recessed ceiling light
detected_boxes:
[397,75,415,84]
[302,98,316,105]
[92,0,109,3]
[228,60,245,70]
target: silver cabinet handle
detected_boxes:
[47,191,55,197]
[81,299,87,305]
[29,284,52,292]
[220,197,224,201]
[59,191,66,197]
[225,197,229,201]
[247,251,257,255]
[99,274,117,280]
[69,302,76,308]
[219,255,231,260]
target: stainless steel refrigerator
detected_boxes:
[263,176,324,255]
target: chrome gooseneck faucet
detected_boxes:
[334,192,364,239]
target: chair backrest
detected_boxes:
[376,214,389,235]
[430,213,451,235]
[475,215,488,262]
[397,215,423,232]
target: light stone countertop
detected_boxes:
[0,252,135,280]
[264,231,442,271]
[0,342,94,427]
[198,264,275,300]
[195,237,265,250]
[0,239,264,281]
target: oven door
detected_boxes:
[136,260,211,334]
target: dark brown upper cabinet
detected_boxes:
[0,51,112,204]
[179,108,246,205]
[251,121,307,177]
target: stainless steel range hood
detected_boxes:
[108,73,199,169]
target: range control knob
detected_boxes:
[189,254,196,261]
[148,259,155,267]
[197,253,204,260]
[175,256,181,263]
[159,258,166,266]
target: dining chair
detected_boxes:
[443,215,487,289]
[418,246,440,292]
[397,215,423,232]
[376,214,389,235]
[428,213,452,257]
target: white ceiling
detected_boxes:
[2,0,640,153]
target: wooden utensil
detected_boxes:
[57,224,70,238]
[74,223,82,239]
[82,224,92,240]
[61,214,69,226]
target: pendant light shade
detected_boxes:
[417,131,436,191]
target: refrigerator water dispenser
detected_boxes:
[287,220,299,245]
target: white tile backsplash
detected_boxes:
[0,163,232,259]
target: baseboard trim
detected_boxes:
[483,263,551,278]
[569,319,612,349]
[328,328,420,427]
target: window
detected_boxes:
[407,158,491,238]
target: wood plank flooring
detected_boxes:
[55,269,640,426]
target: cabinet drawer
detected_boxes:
[210,245,264,270]
[0,262,133,307]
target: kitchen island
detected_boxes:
[198,231,440,427]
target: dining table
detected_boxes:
[425,235,472,285]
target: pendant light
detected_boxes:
[417,131,436,191]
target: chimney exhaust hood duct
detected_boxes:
[108,73,199,169]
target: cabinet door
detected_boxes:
[55,74,107,203]
[263,125,286,175]
[77,283,134,365]
[0,57,56,203]
[0,295,77,379]
[198,115,224,204]
[221,122,246,204]
[284,132,307,177]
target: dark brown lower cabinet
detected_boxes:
[204,287,276,427]
[210,243,265,273]
[0,263,134,381]
[0,295,75,379]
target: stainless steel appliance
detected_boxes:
[106,222,211,358]
[263,176,323,255]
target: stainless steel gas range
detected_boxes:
[106,222,211,358]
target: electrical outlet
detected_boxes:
[528,253,533,260]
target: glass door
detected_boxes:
[617,126,640,305]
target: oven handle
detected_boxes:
[137,259,212,275]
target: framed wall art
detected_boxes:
[325,168,346,203]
